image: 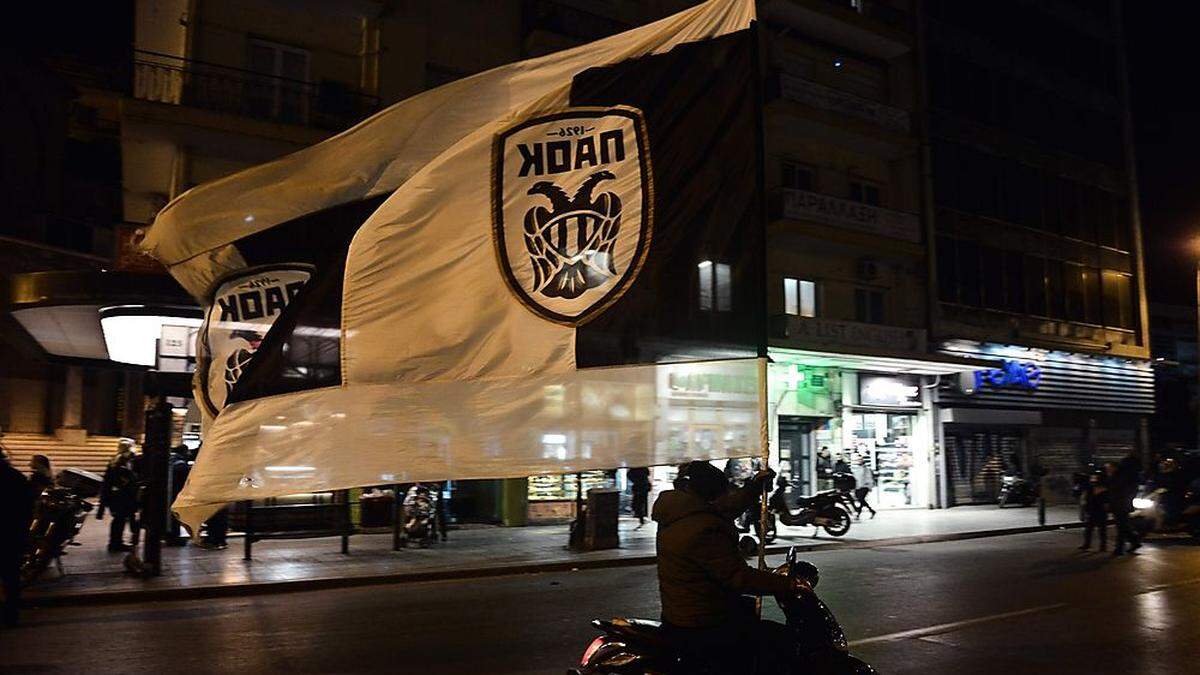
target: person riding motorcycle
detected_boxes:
[652,460,808,674]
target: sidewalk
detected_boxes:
[24,504,1080,606]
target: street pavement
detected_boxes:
[25,504,1077,603]
[4,528,1197,674]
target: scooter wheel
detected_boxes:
[822,508,852,537]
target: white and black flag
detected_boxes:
[142,0,764,531]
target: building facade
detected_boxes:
[922,0,1153,504]
[4,0,1153,514]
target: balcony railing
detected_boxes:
[775,188,921,243]
[778,73,911,133]
[132,50,380,132]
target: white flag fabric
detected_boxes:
[145,0,765,532]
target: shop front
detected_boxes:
[769,346,986,510]
[937,341,1154,505]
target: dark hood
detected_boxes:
[652,489,715,528]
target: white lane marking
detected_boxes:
[1142,577,1200,593]
[848,603,1067,647]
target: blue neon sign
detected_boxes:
[974,360,1041,391]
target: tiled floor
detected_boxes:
[25,503,1076,600]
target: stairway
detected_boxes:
[2,433,122,476]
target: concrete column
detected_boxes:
[121,371,146,439]
[56,366,87,444]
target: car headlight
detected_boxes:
[1131,497,1155,510]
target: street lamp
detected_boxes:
[1193,236,1200,451]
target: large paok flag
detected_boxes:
[143,0,765,531]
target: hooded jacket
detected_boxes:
[653,486,794,628]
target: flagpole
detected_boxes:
[749,17,771,619]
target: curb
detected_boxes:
[24,521,1083,608]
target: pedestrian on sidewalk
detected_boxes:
[850,455,876,519]
[1107,456,1142,556]
[1078,470,1108,552]
[1,447,35,628]
[165,445,192,546]
[29,454,55,495]
[98,440,140,553]
[628,466,652,527]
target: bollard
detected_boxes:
[1038,496,1046,526]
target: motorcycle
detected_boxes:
[401,483,439,547]
[997,473,1036,508]
[1130,482,1200,541]
[569,547,875,674]
[769,477,853,538]
[22,468,103,585]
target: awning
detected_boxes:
[769,346,992,376]
[2,270,198,367]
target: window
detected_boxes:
[957,240,981,307]
[784,278,817,317]
[1102,271,1134,329]
[1064,263,1085,322]
[981,246,1004,309]
[698,261,731,312]
[849,180,881,206]
[855,288,884,324]
[781,160,813,191]
[1082,267,1102,324]
[1003,251,1024,313]
[936,236,957,303]
[246,39,311,124]
[1046,259,1065,319]
[1024,256,1047,316]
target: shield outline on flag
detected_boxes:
[491,105,654,326]
[197,262,315,417]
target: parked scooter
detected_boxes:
[570,547,875,674]
[22,468,103,585]
[401,483,439,547]
[768,477,853,538]
[997,473,1036,508]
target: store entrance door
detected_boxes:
[849,412,922,508]
[778,416,814,494]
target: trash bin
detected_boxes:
[584,488,620,551]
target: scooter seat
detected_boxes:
[594,618,671,648]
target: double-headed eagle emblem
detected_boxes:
[522,170,622,299]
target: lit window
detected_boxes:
[698,261,713,311]
[784,278,816,317]
[715,263,732,312]
[699,261,732,312]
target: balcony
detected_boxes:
[774,188,921,243]
[132,50,380,132]
[778,73,910,133]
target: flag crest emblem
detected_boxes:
[493,106,652,325]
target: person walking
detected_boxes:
[833,452,851,476]
[1,448,36,628]
[1078,470,1108,551]
[628,466,652,527]
[850,455,877,519]
[97,442,140,553]
[1107,455,1142,556]
[28,454,55,495]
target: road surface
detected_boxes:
[2,529,1197,674]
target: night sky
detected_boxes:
[1127,2,1200,306]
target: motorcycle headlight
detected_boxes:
[1131,497,1155,510]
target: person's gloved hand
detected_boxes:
[749,468,776,492]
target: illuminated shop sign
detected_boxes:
[974,360,1041,391]
[859,374,921,407]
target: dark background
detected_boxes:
[1127,2,1200,305]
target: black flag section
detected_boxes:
[571,28,765,367]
